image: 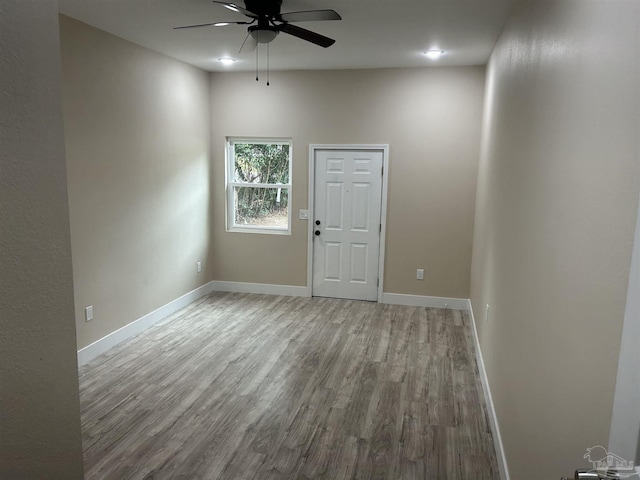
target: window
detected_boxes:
[226,138,292,234]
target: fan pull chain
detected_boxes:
[255,43,259,82]
[267,42,270,86]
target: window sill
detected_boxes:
[226,226,291,236]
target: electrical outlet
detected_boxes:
[85,305,93,322]
[485,304,490,322]
[197,261,202,273]
[416,269,424,280]
[444,303,448,309]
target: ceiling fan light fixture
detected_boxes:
[250,28,279,44]
[424,49,445,59]
[218,57,236,65]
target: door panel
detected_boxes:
[352,183,371,231]
[324,242,342,281]
[325,183,344,229]
[350,244,368,283]
[312,150,383,301]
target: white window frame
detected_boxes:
[225,137,292,235]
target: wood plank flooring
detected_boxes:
[79,292,499,480]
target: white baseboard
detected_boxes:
[381,292,469,310]
[209,280,309,297]
[467,300,510,480]
[77,281,216,366]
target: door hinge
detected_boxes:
[377,278,380,287]
[381,166,384,176]
[379,224,382,233]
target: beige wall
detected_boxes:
[210,68,485,297]
[470,1,640,478]
[60,16,212,349]
[0,2,84,478]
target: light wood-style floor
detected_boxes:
[79,292,499,480]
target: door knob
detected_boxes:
[314,230,321,236]
[315,220,321,225]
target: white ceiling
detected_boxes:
[58,0,513,72]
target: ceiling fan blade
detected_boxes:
[278,23,335,48]
[211,1,257,19]
[239,32,258,53]
[173,21,250,30]
[279,9,342,23]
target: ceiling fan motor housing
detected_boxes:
[244,0,282,18]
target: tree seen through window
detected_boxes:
[229,141,291,231]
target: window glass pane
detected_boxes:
[233,143,290,184]
[234,186,289,229]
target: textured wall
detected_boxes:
[470,1,640,478]
[60,16,212,349]
[210,67,485,298]
[0,2,84,478]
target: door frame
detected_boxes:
[306,144,390,301]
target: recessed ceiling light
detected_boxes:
[218,57,236,66]
[424,49,445,59]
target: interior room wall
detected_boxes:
[209,67,485,298]
[0,2,84,478]
[469,1,640,478]
[60,16,212,349]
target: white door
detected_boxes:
[312,150,383,301]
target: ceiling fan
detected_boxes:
[174,0,342,53]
